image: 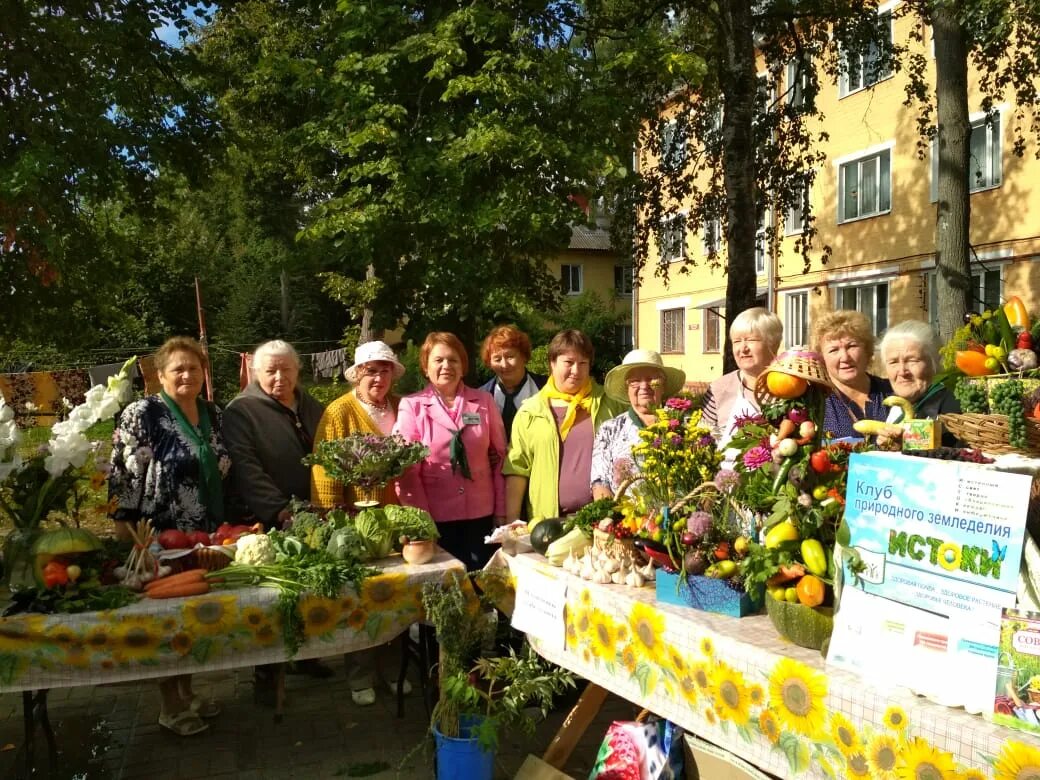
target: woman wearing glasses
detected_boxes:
[591,350,686,499]
[701,307,783,447]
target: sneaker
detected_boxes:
[351,687,377,706]
[388,679,413,696]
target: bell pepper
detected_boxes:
[796,574,826,607]
[955,349,996,377]
[763,519,801,548]
[42,560,69,589]
[1005,296,1030,330]
[801,539,828,577]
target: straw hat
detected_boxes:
[604,349,687,403]
[754,348,831,405]
[344,341,406,384]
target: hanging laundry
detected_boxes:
[239,352,254,391]
[311,347,347,379]
[0,369,89,421]
[138,355,162,396]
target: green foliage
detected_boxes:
[553,291,630,377]
[306,379,348,408]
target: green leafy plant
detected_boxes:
[303,434,428,490]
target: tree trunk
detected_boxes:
[718,0,759,373]
[279,268,290,333]
[360,263,375,344]
[932,6,971,339]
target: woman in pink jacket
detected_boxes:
[394,332,506,569]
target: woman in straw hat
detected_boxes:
[701,307,783,447]
[813,310,892,439]
[591,349,686,499]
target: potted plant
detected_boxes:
[420,572,574,780]
[304,433,428,507]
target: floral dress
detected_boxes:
[590,411,643,496]
[109,396,231,532]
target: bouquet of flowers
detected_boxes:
[305,434,429,490]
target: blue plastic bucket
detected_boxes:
[433,715,494,780]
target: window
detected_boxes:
[836,282,889,335]
[930,113,1003,200]
[838,148,891,222]
[786,56,811,111]
[661,119,687,172]
[561,264,583,295]
[703,308,722,353]
[784,291,810,348]
[785,179,809,235]
[755,209,772,274]
[927,267,1003,331]
[660,308,685,354]
[614,264,633,296]
[840,11,893,96]
[658,215,686,264]
[615,324,634,353]
[703,217,721,256]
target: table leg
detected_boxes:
[274,665,286,724]
[541,682,609,770]
[21,691,34,770]
[37,691,57,758]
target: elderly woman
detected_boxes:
[504,330,626,523]
[880,320,960,432]
[310,340,407,707]
[591,349,686,500]
[394,332,506,570]
[311,341,406,508]
[814,310,893,439]
[224,340,325,529]
[109,336,231,737]
[478,324,547,440]
[701,307,783,447]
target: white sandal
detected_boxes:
[159,710,209,736]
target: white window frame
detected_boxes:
[703,307,722,354]
[703,216,722,256]
[839,6,894,97]
[786,57,810,111]
[926,263,1005,331]
[660,308,686,354]
[658,213,687,264]
[836,142,893,223]
[561,264,583,296]
[783,290,811,349]
[755,208,773,275]
[614,264,634,296]
[661,118,687,172]
[833,280,890,336]
[615,323,634,353]
[929,108,1004,201]
[785,178,810,236]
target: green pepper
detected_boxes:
[764,519,800,549]
[801,539,827,577]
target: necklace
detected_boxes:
[356,390,389,412]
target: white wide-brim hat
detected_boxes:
[603,349,687,403]
[345,341,406,384]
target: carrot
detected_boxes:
[776,419,797,441]
[145,581,211,599]
[766,563,807,587]
[144,568,207,592]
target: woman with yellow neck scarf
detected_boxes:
[504,330,626,523]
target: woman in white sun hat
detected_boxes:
[590,349,686,499]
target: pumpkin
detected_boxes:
[32,527,103,586]
[765,593,833,652]
[530,519,566,555]
[765,371,809,399]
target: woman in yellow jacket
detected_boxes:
[503,330,626,523]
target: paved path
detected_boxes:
[0,654,637,779]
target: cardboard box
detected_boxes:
[683,734,773,780]
[993,608,1040,736]
[902,418,941,450]
[655,570,760,617]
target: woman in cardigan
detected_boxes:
[477,324,546,441]
[701,307,783,447]
[309,340,407,707]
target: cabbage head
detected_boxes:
[353,508,395,560]
[326,525,365,561]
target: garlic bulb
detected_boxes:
[593,570,611,584]
[625,570,646,588]
[603,558,620,574]
[639,562,656,581]
[611,570,625,585]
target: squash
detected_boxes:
[32,527,103,586]
[545,527,591,566]
[531,519,566,555]
[765,593,833,652]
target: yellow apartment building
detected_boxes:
[635,3,1040,384]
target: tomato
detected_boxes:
[812,485,829,501]
[809,450,831,474]
[42,560,69,589]
[186,531,211,547]
[714,541,731,560]
[796,574,826,607]
[784,587,799,603]
[157,529,192,549]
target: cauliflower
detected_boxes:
[234,533,276,565]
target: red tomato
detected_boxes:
[809,450,831,474]
[187,531,211,547]
[158,529,192,549]
[43,560,69,588]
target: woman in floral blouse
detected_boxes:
[108,336,231,737]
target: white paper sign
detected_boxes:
[510,566,568,653]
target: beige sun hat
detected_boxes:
[344,341,406,384]
[604,349,687,403]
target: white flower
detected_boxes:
[61,397,74,410]
[23,401,37,413]
[0,398,13,424]
[45,431,93,476]
[0,453,23,480]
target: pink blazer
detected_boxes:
[393,384,506,522]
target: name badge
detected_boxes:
[462,413,481,426]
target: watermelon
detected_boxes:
[531,519,566,555]
[765,593,834,653]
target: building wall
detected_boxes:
[636,3,1040,384]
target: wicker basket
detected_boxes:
[939,412,1040,455]
[192,546,235,572]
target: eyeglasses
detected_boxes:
[626,377,661,387]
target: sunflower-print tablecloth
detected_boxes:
[0,549,468,692]
[493,551,1040,780]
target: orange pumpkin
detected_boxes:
[765,371,809,399]
[795,574,826,607]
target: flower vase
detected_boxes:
[353,484,382,510]
[2,528,41,592]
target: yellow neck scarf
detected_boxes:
[540,377,594,441]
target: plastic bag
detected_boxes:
[587,718,684,780]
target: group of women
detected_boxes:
[104,310,957,735]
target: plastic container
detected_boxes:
[433,715,494,780]
[655,569,760,617]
